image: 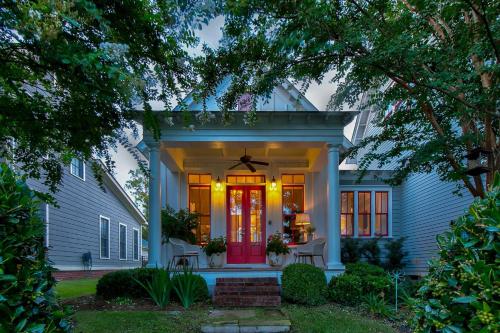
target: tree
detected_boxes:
[125,167,149,239]
[198,0,499,198]
[1,0,213,191]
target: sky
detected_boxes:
[110,16,357,193]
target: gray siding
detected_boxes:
[400,172,473,275]
[27,164,142,271]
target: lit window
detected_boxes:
[282,183,305,244]
[358,192,371,236]
[188,174,211,244]
[70,158,85,180]
[226,175,265,184]
[375,192,389,236]
[341,192,354,237]
[100,216,110,259]
[119,224,127,260]
[282,174,305,184]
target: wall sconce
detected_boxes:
[215,176,223,191]
[270,176,278,191]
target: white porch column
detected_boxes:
[326,144,344,270]
[147,142,162,268]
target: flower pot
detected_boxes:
[268,252,284,267]
[208,253,225,268]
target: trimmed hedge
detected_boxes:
[328,262,391,305]
[281,263,327,305]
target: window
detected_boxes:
[375,191,389,236]
[188,174,211,244]
[99,216,110,259]
[70,158,85,180]
[282,174,305,243]
[340,192,354,237]
[133,228,140,261]
[226,175,265,184]
[358,192,371,236]
[119,223,127,260]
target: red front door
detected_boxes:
[226,186,266,264]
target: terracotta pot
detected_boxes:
[209,253,225,268]
[268,252,284,267]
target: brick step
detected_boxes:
[214,289,280,297]
[213,295,281,307]
[214,285,280,293]
[215,277,278,284]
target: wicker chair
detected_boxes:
[169,238,200,269]
[293,238,326,267]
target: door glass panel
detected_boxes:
[249,190,262,243]
[229,189,243,243]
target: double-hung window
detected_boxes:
[70,158,85,180]
[358,192,371,236]
[99,216,110,259]
[133,228,140,261]
[188,174,211,244]
[375,192,389,236]
[119,224,127,260]
[340,192,354,237]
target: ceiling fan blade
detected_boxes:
[229,162,243,170]
[245,163,256,172]
[250,160,269,166]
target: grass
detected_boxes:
[55,278,99,300]
[72,305,397,333]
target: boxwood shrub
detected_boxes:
[96,268,158,300]
[328,262,391,305]
[281,263,327,305]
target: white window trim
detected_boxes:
[99,215,111,259]
[70,158,86,181]
[132,227,140,261]
[339,186,393,238]
[119,223,127,261]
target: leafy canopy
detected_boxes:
[1,0,214,191]
[200,0,499,197]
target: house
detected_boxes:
[27,159,146,279]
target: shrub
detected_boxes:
[328,274,363,305]
[96,268,158,300]
[0,163,72,332]
[345,262,386,277]
[266,233,290,255]
[161,206,199,244]
[362,293,393,318]
[384,237,408,271]
[134,268,172,309]
[413,173,500,333]
[203,236,226,256]
[341,237,361,263]
[171,267,209,308]
[282,263,327,305]
[361,238,381,265]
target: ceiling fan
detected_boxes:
[228,148,269,172]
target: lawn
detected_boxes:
[73,305,398,333]
[55,278,99,300]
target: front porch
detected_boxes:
[140,111,356,277]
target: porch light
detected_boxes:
[215,176,223,191]
[270,176,278,191]
[465,147,492,176]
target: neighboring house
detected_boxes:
[27,159,146,279]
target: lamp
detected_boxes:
[465,147,492,176]
[270,176,278,191]
[295,213,311,226]
[215,176,223,191]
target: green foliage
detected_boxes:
[134,268,172,310]
[329,263,391,305]
[265,233,290,255]
[161,206,199,244]
[282,264,327,305]
[203,1,499,198]
[361,238,381,266]
[384,237,408,271]
[96,268,158,300]
[413,173,500,333]
[362,294,393,318]
[341,237,361,264]
[202,236,226,256]
[171,266,208,309]
[125,168,149,220]
[0,163,72,332]
[0,1,216,191]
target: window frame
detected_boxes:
[99,215,110,259]
[375,191,389,236]
[70,158,85,181]
[132,228,140,261]
[339,186,393,238]
[119,223,127,260]
[340,191,354,237]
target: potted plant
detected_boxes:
[266,233,290,267]
[203,236,226,268]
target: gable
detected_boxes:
[176,78,319,112]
